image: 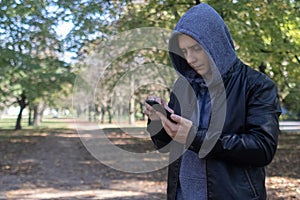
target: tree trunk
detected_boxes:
[139,101,145,121]
[32,102,45,127]
[15,93,28,130]
[15,107,25,130]
[39,107,44,123]
[129,73,135,125]
[129,96,135,125]
[88,104,92,122]
[33,105,39,126]
[94,103,100,122]
[28,107,33,126]
[107,105,112,124]
[101,106,106,123]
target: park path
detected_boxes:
[1,119,300,199]
[0,119,167,200]
[279,121,300,132]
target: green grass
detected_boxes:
[0,117,73,143]
[0,117,28,129]
[0,117,70,130]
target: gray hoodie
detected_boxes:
[169,3,237,81]
[168,3,238,199]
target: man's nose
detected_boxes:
[186,51,196,64]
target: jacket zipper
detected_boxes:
[244,168,258,197]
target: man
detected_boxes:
[144,3,281,200]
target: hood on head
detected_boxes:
[169,3,237,82]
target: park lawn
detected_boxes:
[0,117,71,144]
[0,117,28,130]
[0,117,70,130]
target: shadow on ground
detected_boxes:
[0,124,299,199]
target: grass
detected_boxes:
[0,117,28,130]
[0,117,72,143]
[0,117,70,130]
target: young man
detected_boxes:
[145,3,281,200]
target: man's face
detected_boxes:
[178,34,212,79]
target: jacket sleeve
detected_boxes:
[187,77,281,167]
[147,119,172,152]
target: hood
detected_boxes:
[169,3,237,83]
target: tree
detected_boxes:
[67,0,300,123]
[3,0,296,127]
[206,0,300,103]
[0,0,75,129]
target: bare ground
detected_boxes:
[0,120,299,199]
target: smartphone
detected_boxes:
[145,100,177,123]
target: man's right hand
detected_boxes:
[144,96,170,121]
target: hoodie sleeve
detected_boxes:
[187,76,281,167]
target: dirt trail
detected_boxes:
[0,121,166,200]
[0,119,299,199]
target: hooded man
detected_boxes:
[145,3,281,200]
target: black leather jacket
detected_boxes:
[147,60,281,200]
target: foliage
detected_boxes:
[283,79,300,118]
[206,0,300,102]
[1,0,299,126]
[0,0,75,129]
[115,0,300,113]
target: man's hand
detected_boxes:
[144,96,171,121]
[157,112,193,144]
